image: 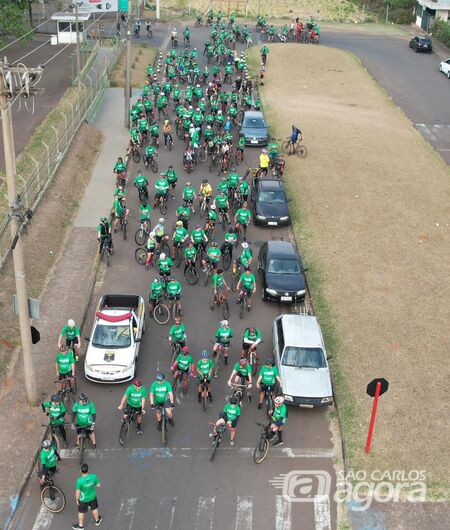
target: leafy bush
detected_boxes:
[432,19,450,47]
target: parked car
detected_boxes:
[439,58,450,79]
[84,294,145,383]
[239,110,269,146]
[272,314,333,407]
[258,240,306,303]
[251,177,290,226]
[408,35,433,53]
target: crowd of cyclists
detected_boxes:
[39,9,303,509]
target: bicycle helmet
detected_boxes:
[220,320,229,327]
[227,227,235,233]
[100,217,108,223]
[79,392,88,401]
[42,439,52,449]
[169,275,176,281]
[181,346,189,353]
[262,148,267,153]
[196,224,202,229]
[154,277,162,283]
[202,178,208,184]
[164,119,169,125]
[210,204,216,210]
[207,125,212,129]
[265,358,274,366]
[211,240,218,247]
[239,358,248,366]
[156,372,165,381]
[175,220,183,227]
[230,396,238,405]
[274,396,285,405]
[68,319,75,327]
[51,394,61,403]
[158,218,165,224]
[159,253,166,259]
[133,378,142,387]
[186,182,192,186]
[241,242,249,249]
[201,350,209,358]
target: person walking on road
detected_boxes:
[72,463,102,529]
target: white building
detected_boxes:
[415,0,450,31]
[51,12,91,44]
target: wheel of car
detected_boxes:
[447,71,450,79]
[261,287,267,302]
[142,319,146,335]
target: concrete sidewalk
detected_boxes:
[0,89,126,529]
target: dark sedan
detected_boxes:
[258,240,306,303]
[239,111,269,146]
[251,178,290,226]
[409,35,433,53]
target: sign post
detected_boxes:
[365,377,389,454]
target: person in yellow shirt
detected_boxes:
[259,149,270,177]
[198,178,213,208]
[163,119,173,149]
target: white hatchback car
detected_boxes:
[439,58,450,79]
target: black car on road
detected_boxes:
[251,178,290,227]
[258,240,306,303]
[409,35,433,53]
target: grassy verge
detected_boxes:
[110,44,157,89]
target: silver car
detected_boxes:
[239,111,269,146]
[272,314,333,407]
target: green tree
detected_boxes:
[0,0,32,46]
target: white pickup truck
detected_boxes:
[84,294,145,383]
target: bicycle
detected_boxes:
[197,375,210,412]
[235,148,244,166]
[212,291,229,319]
[173,242,185,268]
[77,425,94,465]
[231,259,244,291]
[154,404,171,446]
[198,195,209,217]
[244,166,261,180]
[253,421,273,464]
[209,421,227,461]
[169,297,182,321]
[203,260,215,286]
[144,154,158,173]
[38,469,66,513]
[152,296,170,325]
[119,212,128,241]
[42,421,67,453]
[55,376,77,410]
[119,408,142,447]
[237,289,251,319]
[230,382,248,407]
[184,260,199,285]
[246,343,262,377]
[172,368,190,395]
[261,384,276,417]
[100,236,112,267]
[281,137,307,158]
[218,209,229,231]
[135,221,151,246]
[155,194,168,215]
[170,340,183,365]
[131,142,141,163]
[136,185,149,204]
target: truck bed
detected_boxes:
[99,294,141,311]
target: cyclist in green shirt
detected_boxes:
[238,176,249,202]
[166,276,182,313]
[157,252,173,279]
[237,267,256,310]
[113,156,127,179]
[134,170,149,201]
[221,226,237,259]
[171,345,194,394]
[210,268,230,309]
[55,345,75,391]
[182,182,196,213]
[150,123,160,147]
[161,165,177,198]
[153,173,169,209]
[260,45,269,64]
[228,358,252,400]
[196,350,215,402]
[118,378,147,434]
[241,326,262,358]
[97,216,112,256]
[211,395,241,445]
[73,463,102,529]
[176,204,191,230]
[169,317,186,349]
[257,358,282,409]
[39,439,61,486]
[71,392,96,448]
[183,241,197,274]
[58,319,81,361]
[234,202,251,240]
[149,372,175,429]
[172,220,189,258]
[148,276,165,310]
[213,319,233,365]
[191,224,208,253]
[214,190,231,224]
[202,240,222,272]
[269,396,288,447]
[41,394,67,446]
[238,241,253,269]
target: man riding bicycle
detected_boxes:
[234,202,251,241]
[41,394,67,447]
[71,393,96,448]
[228,358,252,401]
[153,173,169,209]
[169,317,187,351]
[182,182,196,213]
[221,227,237,259]
[196,350,215,402]
[257,358,282,410]
[183,241,197,274]
[134,170,149,200]
[210,268,230,309]
[112,193,129,233]
[214,190,231,225]
[117,378,147,435]
[198,178,213,207]
[149,373,175,430]
[213,319,233,365]
[259,148,270,177]
[55,345,75,391]
[171,346,194,395]
[202,240,222,272]
[191,224,208,254]
[166,276,182,314]
[163,120,173,148]
[58,319,81,362]
[236,267,256,311]
[172,220,189,259]
[148,276,165,311]
[157,252,173,280]
[269,396,287,446]
[238,241,253,269]
[241,326,262,359]
[290,124,302,154]
[211,395,240,445]
[39,439,61,487]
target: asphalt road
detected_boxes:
[12,27,336,530]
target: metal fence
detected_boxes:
[0,36,125,268]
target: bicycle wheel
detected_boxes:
[198,147,207,163]
[79,434,85,465]
[253,436,269,464]
[172,375,179,394]
[185,265,199,285]
[153,303,170,325]
[176,127,185,140]
[266,394,274,417]
[239,299,245,320]
[222,250,231,271]
[41,485,66,513]
[135,228,147,246]
[105,248,110,267]
[162,419,168,446]
[132,149,140,163]
[160,240,170,256]
[204,268,211,287]
[61,389,74,411]
[281,140,291,154]
[222,300,229,320]
[150,159,158,173]
[119,420,129,447]
[122,221,127,241]
[173,302,181,320]
[202,393,207,412]
[199,200,206,218]
[135,247,147,266]
[296,145,308,158]
[210,434,220,461]
[250,353,258,377]
[160,199,168,215]
[168,137,173,151]
[174,247,182,268]
[213,351,222,377]
[221,213,226,231]
[231,274,239,292]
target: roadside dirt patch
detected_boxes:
[111,44,156,88]
[0,123,103,381]
[253,44,450,497]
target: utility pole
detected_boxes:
[156,0,160,20]
[124,0,132,129]
[75,2,82,90]
[0,58,44,406]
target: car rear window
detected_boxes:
[243,117,266,128]
[281,347,326,368]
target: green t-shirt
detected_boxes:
[166,280,182,296]
[55,351,75,375]
[150,280,164,299]
[175,353,194,371]
[140,204,152,221]
[272,404,287,423]
[150,380,173,404]
[215,326,233,344]
[183,186,195,201]
[191,228,206,243]
[134,174,148,188]
[207,246,222,263]
[165,169,178,184]
[60,325,80,341]
[125,384,148,408]
[240,248,253,268]
[239,181,249,195]
[228,173,239,187]
[215,194,228,209]
[240,272,255,291]
[197,358,214,377]
[158,256,172,272]
[113,198,123,217]
[243,327,262,343]
[224,231,237,245]
[233,362,251,377]
[42,401,66,425]
[259,365,279,385]
[76,473,100,502]
[184,246,197,260]
[40,447,59,468]
[173,226,188,242]
[223,403,241,422]
[208,209,217,222]
[155,179,169,194]
[72,401,96,427]
[169,323,186,341]
[211,273,225,288]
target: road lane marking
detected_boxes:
[60,447,333,459]
[235,496,253,530]
[314,495,331,530]
[31,506,53,530]
[154,496,177,530]
[194,496,215,530]
[415,124,439,142]
[275,495,292,530]
[117,497,137,529]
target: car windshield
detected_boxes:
[243,117,266,128]
[258,190,285,203]
[92,324,131,348]
[267,259,300,274]
[282,347,326,368]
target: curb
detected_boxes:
[6,254,100,530]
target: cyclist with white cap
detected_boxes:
[269,396,288,447]
[58,319,81,361]
[39,439,61,487]
[213,319,233,366]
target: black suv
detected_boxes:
[409,35,433,53]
